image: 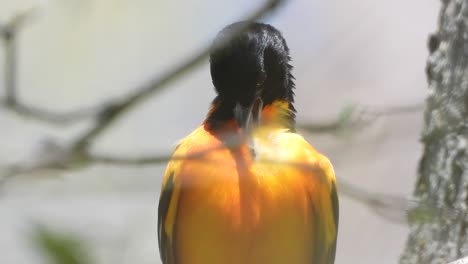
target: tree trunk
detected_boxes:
[400,1,468,263]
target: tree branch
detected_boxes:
[0,99,99,125]
[0,0,286,129]
[2,142,455,226]
[0,3,96,124]
[71,0,287,150]
[0,0,289,186]
[0,0,287,138]
[90,150,458,225]
[298,103,424,134]
[1,4,44,104]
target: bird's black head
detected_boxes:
[207,22,296,129]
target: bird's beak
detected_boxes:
[234,98,263,130]
[234,103,251,129]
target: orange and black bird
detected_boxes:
[158,22,338,264]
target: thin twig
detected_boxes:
[338,178,467,224]
[338,179,410,224]
[4,28,17,105]
[0,5,99,124]
[88,145,226,166]
[0,99,99,125]
[1,4,44,105]
[377,103,424,116]
[298,103,424,134]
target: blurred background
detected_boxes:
[0,0,440,263]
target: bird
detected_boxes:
[158,22,339,264]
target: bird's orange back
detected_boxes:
[159,120,338,264]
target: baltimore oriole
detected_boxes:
[158,22,339,264]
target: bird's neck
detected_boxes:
[260,100,296,130]
[205,98,296,131]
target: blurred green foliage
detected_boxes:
[32,225,94,264]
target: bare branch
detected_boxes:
[0,0,287,135]
[88,153,173,166]
[71,0,288,150]
[2,135,462,226]
[89,150,447,226]
[0,4,43,102]
[0,99,98,125]
[376,103,424,116]
[88,147,223,166]
[2,20,18,105]
[84,148,442,226]
[298,103,424,134]
[0,3,98,124]
[338,179,411,224]
[339,178,467,225]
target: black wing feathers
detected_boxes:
[158,171,176,264]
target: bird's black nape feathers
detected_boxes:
[206,22,296,128]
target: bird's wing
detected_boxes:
[273,131,338,264]
[158,125,223,264]
[305,150,339,264]
[158,145,184,264]
[328,179,339,264]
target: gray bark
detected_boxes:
[400,0,468,263]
